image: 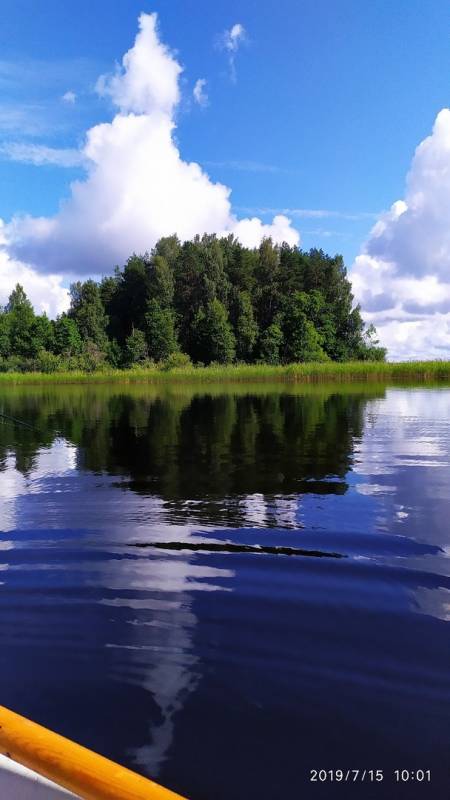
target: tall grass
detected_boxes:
[0,361,450,385]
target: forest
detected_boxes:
[0,235,386,372]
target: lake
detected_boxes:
[0,383,449,799]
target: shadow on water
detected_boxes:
[0,383,449,798]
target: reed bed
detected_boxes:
[0,361,450,385]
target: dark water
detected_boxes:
[0,383,449,799]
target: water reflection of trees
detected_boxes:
[0,385,385,526]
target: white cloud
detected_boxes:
[230,215,299,249]
[237,206,378,219]
[0,58,95,92]
[0,105,49,135]
[351,109,450,360]
[95,13,182,116]
[193,78,208,107]
[6,12,298,277]
[219,22,246,82]
[0,222,69,316]
[205,161,284,174]
[0,142,83,167]
[223,23,246,52]
[62,90,76,104]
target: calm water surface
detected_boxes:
[0,384,449,798]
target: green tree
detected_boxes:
[80,340,107,372]
[357,323,387,362]
[279,243,307,295]
[99,272,120,307]
[29,314,55,357]
[233,291,259,361]
[152,235,181,270]
[301,250,359,359]
[284,290,337,358]
[282,292,329,362]
[224,238,257,293]
[6,284,32,313]
[117,254,152,335]
[174,235,232,354]
[199,234,231,306]
[254,239,281,329]
[69,280,109,352]
[6,284,35,357]
[259,322,283,364]
[145,299,178,362]
[0,237,384,370]
[100,269,122,344]
[174,240,207,353]
[53,314,83,356]
[295,317,328,362]
[148,255,174,308]
[124,329,148,365]
[192,299,236,364]
[0,311,11,358]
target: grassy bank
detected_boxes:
[0,361,450,385]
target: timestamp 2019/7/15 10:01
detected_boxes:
[309,769,432,783]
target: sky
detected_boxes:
[0,0,449,358]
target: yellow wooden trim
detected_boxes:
[0,704,187,800]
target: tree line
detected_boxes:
[0,235,386,371]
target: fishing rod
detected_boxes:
[0,411,36,431]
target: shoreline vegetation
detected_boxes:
[0,361,450,385]
[1,237,387,377]
[0,237,440,388]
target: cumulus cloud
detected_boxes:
[95,13,182,116]
[193,78,208,107]
[230,215,300,249]
[219,23,246,81]
[6,12,298,277]
[351,109,450,359]
[0,223,69,316]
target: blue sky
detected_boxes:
[0,0,449,357]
